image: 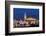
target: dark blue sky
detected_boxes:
[13,8,39,20]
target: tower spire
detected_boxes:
[24,12,26,20]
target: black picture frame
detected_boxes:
[5,1,45,35]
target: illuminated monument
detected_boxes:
[24,12,37,24]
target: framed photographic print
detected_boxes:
[5,1,45,35]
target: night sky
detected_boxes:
[13,8,39,20]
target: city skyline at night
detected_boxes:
[13,8,39,20]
